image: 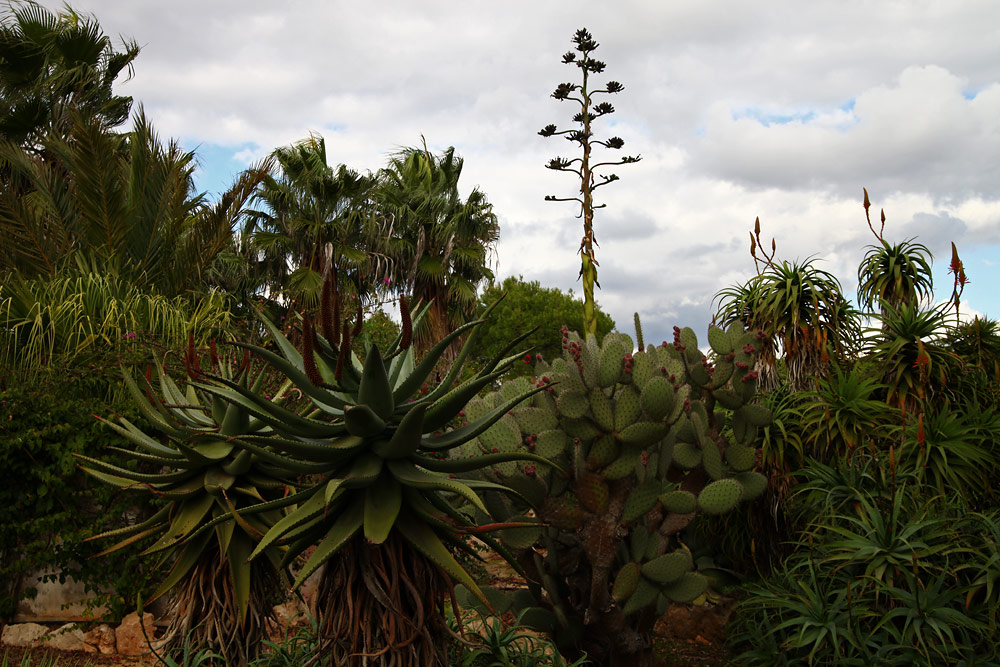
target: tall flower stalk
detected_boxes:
[539,28,640,335]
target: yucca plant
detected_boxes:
[77,347,299,666]
[213,270,552,666]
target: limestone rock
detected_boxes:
[115,611,156,655]
[83,623,117,654]
[1,622,48,647]
[39,623,86,651]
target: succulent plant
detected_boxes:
[77,345,298,666]
[201,273,552,666]
[455,318,770,663]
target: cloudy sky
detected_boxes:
[42,0,1000,345]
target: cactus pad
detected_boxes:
[539,495,586,531]
[641,549,693,584]
[735,471,767,500]
[589,388,614,431]
[659,489,697,514]
[534,429,568,459]
[586,433,619,467]
[640,376,674,421]
[725,444,755,472]
[697,478,743,515]
[707,324,733,355]
[663,571,708,603]
[575,472,609,514]
[614,386,642,432]
[514,407,558,435]
[598,340,627,387]
[556,389,590,419]
[672,441,702,469]
[701,439,723,480]
[631,352,655,387]
[619,421,668,447]
[622,577,658,616]
[740,403,771,426]
[612,561,641,601]
[622,478,662,523]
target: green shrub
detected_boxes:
[0,365,158,622]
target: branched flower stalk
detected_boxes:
[540,28,640,336]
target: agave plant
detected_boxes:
[76,347,298,666]
[207,273,552,667]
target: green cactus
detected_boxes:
[459,319,771,664]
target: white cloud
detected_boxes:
[33,0,1000,339]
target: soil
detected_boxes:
[1,644,151,666]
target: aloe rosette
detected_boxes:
[194,280,553,666]
[77,349,300,666]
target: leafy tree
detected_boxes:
[375,141,499,349]
[0,1,139,148]
[470,275,615,375]
[539,28,640,336]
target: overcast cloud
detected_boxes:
[40,0,1000,346]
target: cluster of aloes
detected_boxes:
[82,269,551,667]
[730,454,1000,665]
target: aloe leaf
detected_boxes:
[391,319,485,404]
[148,530,212,602]
[119,367,189,439]
[293,498,364,589]
[157,363,214,428]
[411,451,554,474]
[229,341,346,415]
[421,367,511,433]
[227,530,254,623]
[99,416,183,458]
[229,437,336,475]
[372,403,426,459]
[386,459,486,514]
[420,384,547,451]
[85,505,171,542]
[364,474,402,544]
[92,525,164,557]
[384,298,432,359]
[396,510,490,609]
[341,453,383,489]
[359,344,394,419]
[248,490,328,561]
[74,454,199,484]
[141,494,215,556]
[240,434,362,462]
[104,447,199,469]
[344,404,386,437]
[193,380,345,438]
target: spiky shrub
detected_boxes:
[456,320,770,663]
[77,349,299,666]
[224,282,551,667]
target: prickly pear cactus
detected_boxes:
[455,318,770,660]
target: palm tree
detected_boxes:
[0,109,267,297]
[246,133,377,309]
[375,141,499,348]
[0,1,139,149]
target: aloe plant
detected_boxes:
[77,345,299,665]
[208,272,552,666]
